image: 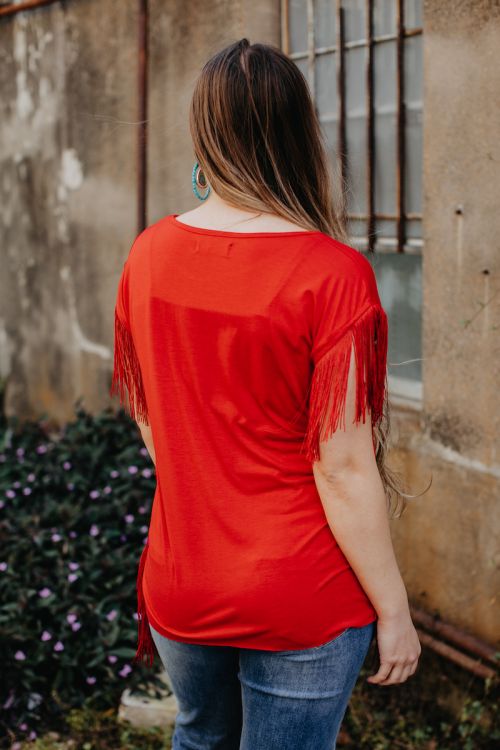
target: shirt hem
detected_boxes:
[145,604,378,652]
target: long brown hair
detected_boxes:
[189,38,424,517]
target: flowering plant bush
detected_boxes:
[0,403,164,744]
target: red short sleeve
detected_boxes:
[302,250,388,463]
[109,255,149,425]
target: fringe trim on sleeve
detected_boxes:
[110,311,149,424]
[301,303,388,463]
[133,541,157,668]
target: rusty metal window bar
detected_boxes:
[282,0,423,397]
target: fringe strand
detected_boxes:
[301,303,388,463]
[133,541,157,668]
[110,311,149,424]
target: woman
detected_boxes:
[111,38,421,750]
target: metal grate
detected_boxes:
[281,0,423,254]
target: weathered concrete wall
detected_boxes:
[390,409,500,643]
[422,0,500,467]
[388,0,500,645]
[0,0,138,423]
[0,0,280,422]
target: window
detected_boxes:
[282,0,423,403]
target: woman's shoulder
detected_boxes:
[300,232,376,288]
[124,217,169,265]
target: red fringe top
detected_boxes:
[110,214,388,666]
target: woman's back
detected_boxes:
[111,211,385,655]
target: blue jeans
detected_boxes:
[149,620,376,750]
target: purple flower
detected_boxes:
[142,536,148,545]
[71,621,82,632]
[27,473,35,482]
[119,664,132,678]
[53,641,64,652]
[119,534,127,542]
[14,650,26,661]
[89,489,100,500]
[51,533,62,542]
[28,731,37,741]
[67,483,75,491]
[36,444,48,454]
[69,530,77,538]
[16,447,25,457]
[66,613,78,624]
[106,609,118,622]
[140,447,149,457]
[86,676,97,685]
[133,612,139,621]
[22,487,32,496]
[107,654,118,664]
[68,561,79,571]
[19,722,28,731]
[89,524,100,537]
[13,481,21,489]
[3,692,15,710]
[63,461,72,470]
[109,469,119,479]
[5,489,16,499]
[103,485,112,494]
[142,468,153,478]
[140,525,148,534]
[128,465,138,475]
[0,562,7,572]
[124,514,134,524]
[38,587,52,598]
[138,505,147,514]
[68,573,78,583]
[41,631,52,642]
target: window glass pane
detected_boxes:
[348,219,368,240]
[345,46,367,215]
[314,0,337,48]
[342,0,365,43]
[315,52,337,118]
[374,40,397,215]
[364,251,422,383]
[405,0,422,28]
[320,120,338,168]
[375,220,397,249]
[406,218,422,242]
[405,33,423,220]
[373,0,396,36]
[294,57,309,88]
[289,0,308,52]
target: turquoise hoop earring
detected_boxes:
[192,161,211,201]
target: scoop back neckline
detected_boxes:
[167,213,323,238]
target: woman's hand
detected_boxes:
[366,611,422,686]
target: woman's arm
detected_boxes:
[312,347,421,686]
[136,420,156,466]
